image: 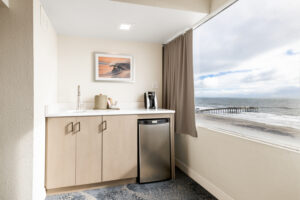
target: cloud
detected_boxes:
[286,49,300,56]
[194,44,300,98]
[193,0,300,75]
[196,69,251,80]
[241,69,276,83]
[193,0,300,98]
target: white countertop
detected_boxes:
[45,108,175,118]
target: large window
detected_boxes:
[193,0,300,150]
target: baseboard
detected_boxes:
[176,159,234,200]
[46,178,137,195]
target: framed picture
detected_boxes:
[95,53,134,82]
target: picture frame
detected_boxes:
[95,53,134,82]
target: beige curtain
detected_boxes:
[163,29,198,137]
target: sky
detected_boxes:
[193,0,300,98]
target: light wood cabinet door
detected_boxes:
[102,115,138,182]
[76,116,102,185]
[46,117,76,189]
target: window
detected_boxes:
[193,0,300,150]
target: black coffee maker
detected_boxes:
[144,91,158,109]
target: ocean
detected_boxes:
[195,98,300,150]
[195,97,300,129]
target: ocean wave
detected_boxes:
[214,112,300,130]
[259,106,300,110]
[195,106,213,110]
[198,105,300,110]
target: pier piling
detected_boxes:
[198,106,259,114]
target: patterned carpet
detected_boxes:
[46,169,217,200]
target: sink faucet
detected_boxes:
[77,85,81,111]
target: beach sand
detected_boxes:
[196,113,300,150]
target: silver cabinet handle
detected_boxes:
[67,122,74,133]
[71,122,74,132]
[98,121,104,133]
[103,120,107,132]
[74,122,80,133]
[98,121,107,133]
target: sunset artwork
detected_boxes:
[95,53,134,82]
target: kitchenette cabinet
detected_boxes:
[46,115,138,189]
[45,110,175,193]
[75,116,102,186]
[102,115,138,182]
[46,117,77,189]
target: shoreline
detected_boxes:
[196,113,300,138]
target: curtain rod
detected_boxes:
[163,0,239,45]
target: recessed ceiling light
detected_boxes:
[120,24,131,31]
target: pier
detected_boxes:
[197,106,259,114]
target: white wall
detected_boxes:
[57,35,162,108]
[0,0,34,199]
[32,0,58,199]
[210,0,237,13]
[176,127,300,200]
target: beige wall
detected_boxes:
[57,35,162,108]
[176,127,300,200]
[0,0,34,199]
[32,0,58,199]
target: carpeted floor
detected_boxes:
[46,169,217,200]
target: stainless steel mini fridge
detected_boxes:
[138,118,171,183]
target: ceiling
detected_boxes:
[111,0,211,13]
[40,0,208,43]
